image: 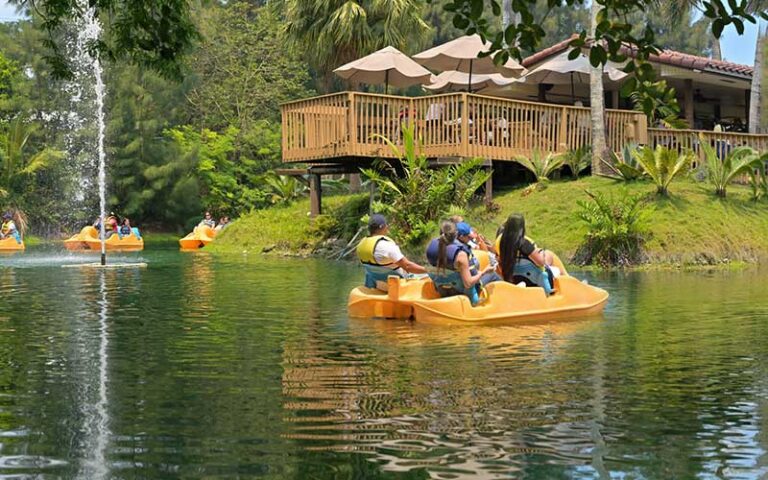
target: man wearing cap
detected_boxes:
[356,214,427,291]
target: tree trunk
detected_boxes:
[589,1,608,175]
[502,0,520,32]
[748,24,764,133]
[711,36,722,61]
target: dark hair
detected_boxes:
[436,221,457,272]
[499,214,526,282]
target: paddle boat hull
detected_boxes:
[347,253,608,325]
[0,236,24,251]
[65,226,144,251]
[179,226,216,250]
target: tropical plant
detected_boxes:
[748,159,768,201]
[562,146,591,179]
[0,117,63,198]
[574,190,653,267]
[361,122,491,245]
[284,0,430,90]
[603,143,644,181]
[513,149,564,184]
[262,172,307,205]
[699,135,763,197]
[631,145,693,196]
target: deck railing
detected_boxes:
[648,128,768,168]
[286,92,768,164]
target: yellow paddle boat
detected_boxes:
[64,226,144,251]
[0,236,24,251]
[179,225,216,250]
[348,253,608,325]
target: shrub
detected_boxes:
[748,157,768,201]
[573,190,653,267]
[361,123,491,246]
[603,143,644,181]
[513,149,564,184]
[632,145,693,196]
[700,135,763,198]
[562,146,591,179]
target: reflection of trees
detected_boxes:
[282,313,599,478]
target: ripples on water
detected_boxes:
[1,248,768,478]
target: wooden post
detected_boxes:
[309,173,322,217]
[684,79,694,127]
[558,106,568,151]
[348,92,357,156]
[348,173,361,193]
[611,90,620,109]
[484,162,493,204]
[461,92,469,157]
[636,114,648,145]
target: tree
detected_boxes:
[0,117,62,199]
[284,0,430,90]
[589,0,607,174]
[749,20,765,133]
[8,0,198,79]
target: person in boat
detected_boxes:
[426,221,497,306]
[215,216,230,232]
[495,213,558,295]
[456,221,501,283]
[449,214,493,252]
[0,212,20,243]
[93,213,119,238]
[198,211,216,229]
[356,214,427,291]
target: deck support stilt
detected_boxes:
[309,173,322,218]
[485,164,493,203]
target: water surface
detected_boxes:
[1,246,767,479]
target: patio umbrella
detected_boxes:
[413,35,526,92]
[333,46,435,94]
[520,52,627,103]
[423,70,517,93]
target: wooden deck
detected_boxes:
[281,91,768,165]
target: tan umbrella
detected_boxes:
[521,52,627,102]
[333,46,435,93]
[424,70,516,93]
[413,35,526,91]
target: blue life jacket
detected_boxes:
[425,238,481,305]
[513,259,554,296]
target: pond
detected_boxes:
[1,246,767,479]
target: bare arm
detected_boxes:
[528,248,546,267]
[394,257,427,274]
[456,252,495,289]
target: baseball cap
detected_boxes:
[368,214,388,232]
[456,222,472,236]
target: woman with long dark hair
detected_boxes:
[496,214,555,293]
[426,221,495,304]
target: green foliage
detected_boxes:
[748,158,768,201]
[513,149,564,183]
[574,190,653,266]
[699,135,763,198]
[627,78,682,124]
[166,125,269,217]
[632,145,693,195]
[284,0,430,90]
[262,173,306,205]
[361,123,491,246]
[562,146,591,179]
[0,118,63,199]
[603,143,644,181]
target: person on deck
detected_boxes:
[495,213,558,295]
[0,212,20,243]
[356,214,427,291]
[198,211,216,229]
[426,221,497,306]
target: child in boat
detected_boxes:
[426,221,497,305]
[198,211,216,229]
[215,216,230,232]
[0,212,20,243]
[118,218,132,238]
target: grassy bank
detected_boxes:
[212,177,768,267]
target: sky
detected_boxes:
[0,1,761,65]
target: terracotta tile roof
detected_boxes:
[521,35,753,79]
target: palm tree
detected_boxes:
[589,0,608,174]
[284,0,430,91]
[748,21,765,133]
[0,118,63,199]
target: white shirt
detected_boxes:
[373,240,404,267]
